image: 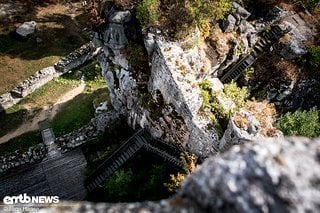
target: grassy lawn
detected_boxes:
[0,62,108,155]
[0,2,90,94]
[51,74,108,136]
[0,131,41,156]
[0,74,81,137]
[20,75,81,108]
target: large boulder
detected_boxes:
[222,14,236,33]
[16,21,36,38]
[180,137,320,213]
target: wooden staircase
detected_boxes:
[85,129,183,192]
[220,25,287,84]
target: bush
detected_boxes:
[104,169,133,197]
[223,81,248,108]
[136,0,160,27]
[186,0,232,39]
[277,107,320,137]
[308,45,320,68]
[302,0,320,12]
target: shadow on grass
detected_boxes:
[51,87,109,137]
[0,108,28,138]
[0,85,108,155]
[0,131,41,156]
[0,13,89,60]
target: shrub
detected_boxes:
[136,0,160,27]
[302,0,320,12]
[186,0,232,39]
[223,81,248,109]
[104,169,133,197]
[164,152,197,192]
[277,107,320,137]
[308,45,320,68]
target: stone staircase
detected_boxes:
[85,129,183,192]
[220,25,287,83]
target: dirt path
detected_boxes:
[0,83,86,144]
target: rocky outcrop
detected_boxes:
[279,12,314,60]
[180,137,320,212]
[4,137,320,212]
[0,144,47,175]
[0,42,99,112]
[219,102,282,151]
[16,21,36,38]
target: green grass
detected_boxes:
[51,87,108,136]
[0,20,88,94]
[0,63,108,153]
[0,131,41,156]
[51,68,108,137]
[0,74,81,137]
[20,75,81,108]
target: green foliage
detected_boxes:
[83,63,102,81]
[277,107,320,137]
[308,45,320,68]
[236,40,246,56]
[243,67,254,81]
[164,152,197,192]
[104,169,133,197]
[95,153,172,202]
[223,81,248,108]
[186,0,232,39]
[199,79,212,91]
[302,0,320,12]
[136,0,160,27]
[199,80,248,124]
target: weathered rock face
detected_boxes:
[16,21,36,38]
[94,11,221,157]
[149,40,227,157]
[279,12,314,60]
[180,137,320,213]
[265,79,320,111]
[220,102,282,151]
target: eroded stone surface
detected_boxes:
[180,137,320,213]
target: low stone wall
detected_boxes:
[0,42,100,112]
[0,144,47,175]
[55,124,98,153]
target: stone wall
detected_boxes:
[0,42,100,112]
[0,144,47,175]
[0,111,120,175]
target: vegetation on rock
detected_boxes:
[164,152,197,192]
[136,0,160,27]
[277,107,320,137]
